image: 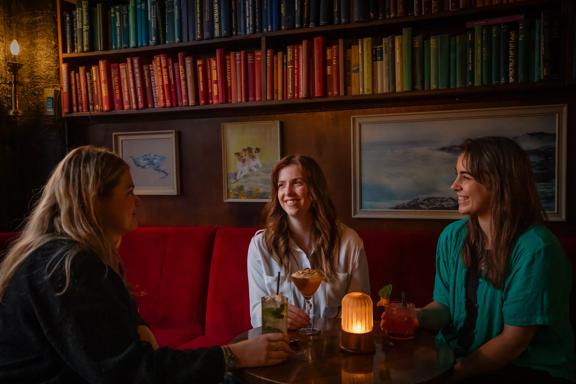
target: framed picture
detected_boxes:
[352,105,567,220]
[222,121,281,202]
[113,130,180,195]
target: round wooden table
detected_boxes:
[232,318,454,383]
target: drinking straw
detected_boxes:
[276,271,280,295]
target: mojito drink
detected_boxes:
[261,294,288,334]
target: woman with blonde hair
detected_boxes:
[0,145,289,383]
[413,137,574,383]
[248,154,370,330]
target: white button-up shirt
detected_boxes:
[247,224,370,327]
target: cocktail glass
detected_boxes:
[261,294,288,334]
[291,268,324,335]
[382,301,418,340]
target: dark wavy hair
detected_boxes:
[262,155,340,281]
[459,136,545,288]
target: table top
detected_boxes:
[233,318,454,384]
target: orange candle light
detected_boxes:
[340,292,374,353]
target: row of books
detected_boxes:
[62,0,534,53]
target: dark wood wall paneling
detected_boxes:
[67,92,576,236]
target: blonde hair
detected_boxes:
[262,155,340,281]
[0,146,129,299]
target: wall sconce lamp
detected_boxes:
[340,292,375,354]
[8,39,22,116]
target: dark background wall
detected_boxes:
[0,0,65,231]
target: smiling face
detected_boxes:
[451,154,492,220]
[277,164,312,221]
[99,168,138,240]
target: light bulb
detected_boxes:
[10,40,20,56]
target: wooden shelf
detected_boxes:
[62,81,565,119]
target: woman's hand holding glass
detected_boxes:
[287,304,309,330]
[228,333,291,368]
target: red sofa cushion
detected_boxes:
[358,229,441,308]
[119,226,217,348]
[188,227,258,348]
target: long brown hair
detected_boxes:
[262,155,340,281]
[460,137,545,288]
[0,146,129,299]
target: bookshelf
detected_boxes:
[56,0,575,118]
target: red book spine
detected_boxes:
[301,40,309,98]
[235,52,242,102]
[225,53,233,103]
[126,57,137,109]
[185,56,197,106]
[61,63,69,113]
[240,50,247,102]
[70,69,77,113]
[149,64,159,107]
[133,56,146,109]
[286,45,294,99]
[178,52,189,106]
[78,66,88,112]
[247,51,255,102]
[209,57,217,104]
[313,36,325,97]
[143,64,154,108]
[119,63,131,110]
[75,72,82,111]
[215,48,227,104]
[276,51,284,100]
[332,44,339,97]
[85,71,94,112]
[110,63,123,110]
[98,60,112,111]
[167,57,177,107]
[153,56,165,107]
[294,45,300,99]
[326,46,333,97]
[159,54,172,107]
[196,58,207,105]
[266,49,273,100]
[173,62,183,106]
[283,53,287,99]
[91,65,101,112]
[255,50,262,102]
[338,38,345,97]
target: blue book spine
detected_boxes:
[195,0,203,40]
[262,0,269,32]
[137,0,143,47]
[148,0,158,45]
[237,0,245,35]
[129,0,137,48]
[203,0,213,39]
[166,0,175,43]
[180,0,188,42]
[174,0,182,42]
[271,0,279,31]
[255,0,261,33]
[214,0,221,38]
[246,0,253,35]
[295,0,302,28]
[121,5,130,48]
[309,0,319,27]
[110,7,116,49]
[319,0,329,26]
[221,0,231,37]
[142,0,149,45]
[340,0,348,24]
[351,0,366,22]
[187,0,195,41]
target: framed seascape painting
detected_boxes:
[113,130,180,195]
[222,121,281,202]
[352,105,566,220]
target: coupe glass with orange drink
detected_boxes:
[291,268,324,335]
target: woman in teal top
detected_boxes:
[416,137,575,383]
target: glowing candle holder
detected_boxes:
[340,292,374,354]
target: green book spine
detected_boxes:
[532,19,541,82]
[466,29,474,86]
[76,3,83,52]
[430,35,438,90]
[449,36,457,88]
[115,6,123,50]
[387,36,395,93]
[438,34,449,89]
[500,23,509,84]
[474,25,482,86]
[518,20,528,82]
[82,0,91,52]
[424,38,431,90]
[508,26,518,83]
[413,34,424,91]
[129,0,137,48]
[402,27,412,91]
[456,34,466,88]
[490,24,501,85]
[91,6,99,51]
[481,26,491,86]
[363,37,373,95]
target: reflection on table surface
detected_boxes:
[234,318,454,383]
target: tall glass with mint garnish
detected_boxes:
[261,294,288,334]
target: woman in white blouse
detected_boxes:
[248,154,370,329]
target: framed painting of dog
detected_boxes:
[221,121,281,202]
[113,130,180,195]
